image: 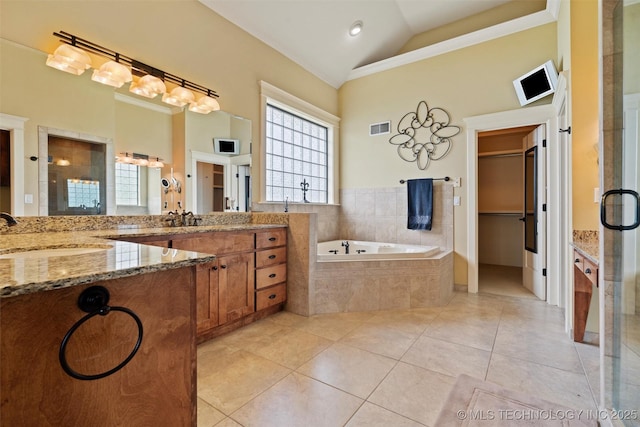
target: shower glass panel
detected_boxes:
[609,0,640,423]
[48,136,106,215]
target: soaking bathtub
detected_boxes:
[317,240,440,262]
[313,240,453,314]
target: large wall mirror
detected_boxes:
[1,38,251,217]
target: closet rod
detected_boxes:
[399,177,450,184]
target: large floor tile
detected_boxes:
[290,312,368,341]
[197,398,226,427]
[368,362,455,426]
[198,349,291,415]
[230,372,363,427]
[297,342,397,399]
[339,322,418,359]
[486,353,598,412]
[365,308,440,336]
[493,321,584,373]
[345,402,426,426]
[241,327,333,369]
[422,314,498,352]
[401,335,491,379]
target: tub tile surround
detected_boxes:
[341,182,454,250]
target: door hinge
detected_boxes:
[542,139,547,148]
[542,203,547,212]
[236,173,239,178]
[543,268,547,277]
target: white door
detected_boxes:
[523,125,546,300]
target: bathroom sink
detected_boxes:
[0,245,112,259]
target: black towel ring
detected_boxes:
[59,286,143,381]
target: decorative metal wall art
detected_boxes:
[389,100,461,170]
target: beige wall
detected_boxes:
[339,24,557,285]
[398,0,546,54]
[570,0,600,231]
[0,0,338,213]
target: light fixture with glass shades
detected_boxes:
[129,74,166,99]
[116,152,164,169]
[162,84,196,107]
[46,43,92,75]
[91,59,133,88]
[188,90,221,114]
[45,31,220,113]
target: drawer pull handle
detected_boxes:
[268,294,277,299]
[575,258,580,263]
[268,237,277,241]
[268,255,277,259]
[221,265,227,269]
[269,273,277,278]
[212,266,218,271]
[585,268,592,274]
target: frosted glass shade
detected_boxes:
[46,44,92,75]
[91,61,133,88]
[162,86,195,107]
[188,95,220,114]
[129,75,166,98]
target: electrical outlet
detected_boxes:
[24,194,33,204]
[453,177,461,188]
[453,196,461,206]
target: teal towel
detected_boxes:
[407,178,433,230]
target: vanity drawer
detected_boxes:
[573,250,584,271]
[256,264,287,290]
[256,229,287,249]
[256,247,287,268]
[256,283,286,310]
[582,258,598,286]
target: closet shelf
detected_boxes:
[478,210,523,216]
[478,149,522,158]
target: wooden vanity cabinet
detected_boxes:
[0,266,197,426]
[116,227,287,342]
[573,249,598,342]
[217,252,255,324]
[255,229,288,310]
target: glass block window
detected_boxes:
[67,179,100,208]
[115,163,140,206]
[265,103,328,203]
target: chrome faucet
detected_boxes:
[341,240,350,254]
[284,197,289,213]
[0,212,18,227]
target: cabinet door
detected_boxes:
[196,261,219,335]
[218,252,255,324]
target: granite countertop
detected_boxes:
[571,242,599,264]
[0,223,285,298]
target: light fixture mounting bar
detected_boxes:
[53,31,219,98]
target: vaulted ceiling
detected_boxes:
[200,0,554,88]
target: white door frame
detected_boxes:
[465,93,565,306]
[0,113,28,216]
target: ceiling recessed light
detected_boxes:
[349,20,363,37]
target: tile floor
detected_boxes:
[197,290,600,427]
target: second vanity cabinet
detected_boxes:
[118,227,287,342]
[573,248,599,342]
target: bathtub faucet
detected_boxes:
[341,240,350,254]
